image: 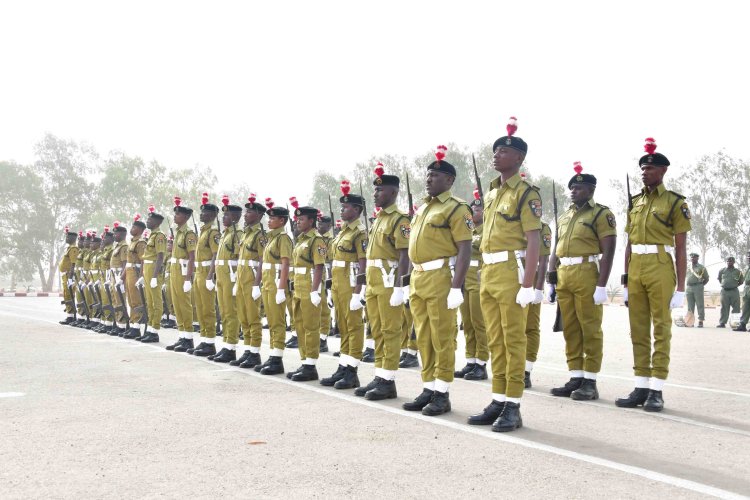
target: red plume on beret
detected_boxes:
[644,137,657,155]
[113,221,120,228]
[201,192,209,205]
[91,230,97,236]
[573,161,583,174]
[104,225,110,234]
[265,197,274,209]
[248,193,257,204]
[64,225,70,234]
[143,230,150,238]
[86,231,92,237]
[317,210,323,220]
[289,196,299,209]
[507,116,518,137]
[174,196,182,207]
[374,162,385,178]
[148,204,155,214]
[340,180,351,196]
[221,195,229,206]
[134,213,141,222]
[335,219,342,228]
[78,230,83,237]
[435,145,447,162]
[520,172,526,179]
[473,187,480,200]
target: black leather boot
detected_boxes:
[422,391,451,416]
[360,347,375,363]
[319,338,328,353]
[174,339,194,353]
[291,364,319,382]
[399,353,418,368]
[285,335,298,348]
[615,387,650,408]
[524,371,532,388]
[570,378,599,401]
[402,389,434,411]
[166,338,183,351]
[260,356,285,375]
[320,365,347,386]
[467,400,505,425]
[230,350,252,366]
[464,364,487,381]
[334,366,360,389]
[550,377,584,397]
[193,343,217,357]
[239,352,262,369]
[492,402,522,432]
[454,363,476,378]
[354,377,382,397]
[213,348,237,363]
[643,390,664,412]
[365,379,397,401]
[186,341,204,355]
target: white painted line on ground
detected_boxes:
[0,392,25,398]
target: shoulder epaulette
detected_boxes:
[668,190,686,199]
[530,184,541,192]
[596,203,610,209]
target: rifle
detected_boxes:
[64,279,77,322]
[551,181,563,333]
[113,281,131,329]
[328,195,335,227]
[161,284,170,322]
[100,282,117,325]
[88,281,103,320]
[359,180,369,234]
[472,154,484,204]
[77,282,91,324]
[405,173,414,217]
[215,295,222,336]
[136,281,149,334]
[286,204,297,243]
[626,173,633,211]
[191,213,199,234]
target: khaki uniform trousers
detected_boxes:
[365,268,403,371]
[320,285,332,335]
[401,306,418,351]
[216,264,239,344]
[61,274,75,314]
[142,263,163,330]
[557,262,604,373]
[411,266,457,383]
[237,268,262,348]
[627,252,675,380]
[194,266,216,337]
[331,267,364,360]
[262,270,286,351]
[124,268,143,324]
[293,276,321,360]
[460,287,488,361]
[480,259,527,398]
[169,263,192,332]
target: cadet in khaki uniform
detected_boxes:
[468,118,541,432]
[735,252,750,331]
[320,184,367,389]
[231,195,267,369]
[454,190,488,381]
[717,257,742,328]
[208,196,243,362]
[97,229,115,333]
[403,147,472,417]
[83,234,100,329]
[617,138,690,412]
[162,237,176,329]
[165,197,197,351]
[285,206,327,382]
[355,165,410,401]
[547,164,616,400]
[122,215,147,339]
[318,215,334,352]
[256,201,293,376]
[59,227,80,325]
[686,252,709,328]
[188,194,221,354]
[524,220,551,388]
[72,232,88,326]
[109,222,129,335]
[139,206,167,343]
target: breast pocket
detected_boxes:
[426,214,448,229]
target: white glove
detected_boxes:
[533,288,544,304]
[150,277,158,288]
[447,288,464,309]
[310,290,321,307]
[593,286,608,305]
[118,283,125,293]
[116,278,123,287]
[183,281,192,293]
[251,285,261,300]
[545,285,555,303]
[669,290,685,309]
[389,287,405,307]
[349,294,363,311]
[205,279,215,291]
[67,278,74,287]
[94,280,101,287]
[623,287,628,305]
[403,285,410,306]
[232,283,238,296]
[516,287,535,308]
[136,276,145,287]
[275,289,286,304]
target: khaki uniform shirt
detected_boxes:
[465,222,483,291]
[366,203,410,262]
[481,173,542,253]
[172,224,197,274]
[625,183,691,244]
[237,223,266,283]
[330,220,367,288]
[99,245,114,279]
[196,223,220,264]
[292,228,327,296]
[217,225,241,262]
[409,190,472,264]
[262,227,293,292]
[110,241,128,272]
[143,231,167,261]
[59,244,79,273]
[555,199,617,257]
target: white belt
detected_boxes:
[125,263,142,269]
[198,260,213,267]
[482,250,526,265]
[413,257,455,272]
[559,256,598,266]
[215,259,238,266]
[332,260,350,268]
[294,266,312,274]
[143,260,155,264]
[262,262,276,270]
[238,259,260,267]
[631,244,673,255]
[366,259,398,269]
[169,258,189,264]
[469,260,479,267]
[109,267,123,273]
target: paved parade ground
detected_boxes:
[1,297,748,499]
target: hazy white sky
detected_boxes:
[2,0,749,208]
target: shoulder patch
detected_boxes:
[681,203,691,219]
[528,199,542,218]
[606,213,616,228]
[317,243,327,256]
[259,235,268,247]
[213,234,221,245]
[543,232,552,248]
[362,238,368,252]
[464,213,475,231]
[400,223,410,238]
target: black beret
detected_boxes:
[222,204,243,214]
[174,206,194,216]
[492,136,528,155]
[568,173,597,189]
[132,220,146,229]
[113,225,128,233]
[244,202,267,214]
[201,203,220,213]
[148,212,165,221]
[294,206,318,218]
[319,216,332,223]
[639,152,670,167]
[91,237,101,243]
[340,193,365,206]
[426,160,457,177]
[267,206,290,217]
[373,174,399,187]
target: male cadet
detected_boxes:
[318,214,334,352]
[285,205,327,381]
[735,252,750,331]
[256,200,293,375]
[97,227,115,333]
[138,205,167,343]
[686,252,709,328]
[320,181,367,389]
[467,117,541,432]
[162,236,177,329]
[355,164,410,401]
[109,222,129,335]
[122,215,147,338]
[617,138,690,412]
[547,163,616,400]
[402,146,472,416]
[209,196,243,362]
[84,233,101,330]
[231,194,267,368]
[165,197,197,350]
[71,231,88,327]
[187,194,221,354]
[717,256,742,328]
[59,227,80,325]
[454,189,488,380]
[524,217,551,388]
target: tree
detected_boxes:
[716,154,750,259]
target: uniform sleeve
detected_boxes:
[449,204,473,243]
[539,224,552,257]
[312,237,327,265]
[186,231,197,252]
[70,247,80,260]
[209,230,220,253]
[391,215,410,250]
[155,234,167,254]
[136,241,146,259]
[278,235,293,260]
[520,188,543,232]
[354,230,367,259]
[718,269,723,282]
[671,199,692,234]
[595,208,618,239]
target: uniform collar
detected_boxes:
[322,230,333,238]
[490,172,521,190]
[176,224,187,233]
[266,227,285,237]
[423,190,452,204]
[299,228,316,239]
[342,219,364,231]
[379,203,397,215]
[569,198,596,210]
[642,183,667,197]
[131,236,141,242]
[201,223,214,231]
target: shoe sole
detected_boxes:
[492,421,523,432]
[615,401,645,408]
[643,405,663,412]
[550,392,573,397]
[467,419,495,426]
[422,407,451,416]
[364,392,397,401]
[570,393,599,401]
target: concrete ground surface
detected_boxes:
[1,298,748,499]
